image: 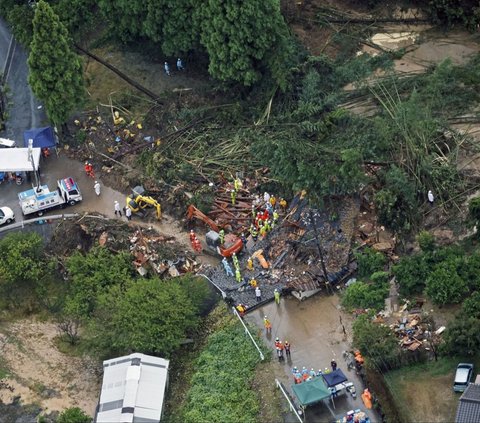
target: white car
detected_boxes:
[0,207,15,225]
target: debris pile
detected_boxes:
[203,192,359,311]
[129,229,200,276]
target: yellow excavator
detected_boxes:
[126,186,161,220]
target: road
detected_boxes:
[0,17,44,141]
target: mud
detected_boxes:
[0,319,100,416]
[246,295,381,422]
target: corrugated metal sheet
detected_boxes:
[96,353,169,423]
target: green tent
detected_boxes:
[291,378,331,406]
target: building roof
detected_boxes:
[0,147,41,172]
[455,383,480,423]
[96,353,169,423]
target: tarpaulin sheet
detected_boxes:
[322,369,348,388]
[23,127,56,149]
[291,378,331,406]
[0,148,41,172]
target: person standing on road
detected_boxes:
[274,288,281,305]
[94,181,101,196]
[284,341,291,358]
[164,62,171,76]
[255,286,261,302]
[125,207,132,221]
[114,200,122,217]
[263,315,272,334]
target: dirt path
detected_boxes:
[0,319,100,415]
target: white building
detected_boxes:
[95,353,169,423]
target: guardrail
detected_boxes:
[0,213,79,233]
[275,378,304,423]
[232,306,265,361]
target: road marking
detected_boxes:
[2,34,15,85]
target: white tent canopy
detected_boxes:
[0,148,41,172]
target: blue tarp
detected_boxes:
[322,369,348,387]
[23,127,56,149]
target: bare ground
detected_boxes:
[0,319,100,416]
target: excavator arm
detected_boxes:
[187,205,220,232]
[126,194,162,220]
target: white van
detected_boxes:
[0,138,16,148]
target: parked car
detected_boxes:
[453,363,474,392]
[0,206,15,225]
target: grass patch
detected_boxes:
[52,335,86,357]
[385,356,480,423]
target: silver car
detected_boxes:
[453,363,474,392]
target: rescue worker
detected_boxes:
[428,190,434,206]
[252,204,256,219]
[249,278,257,288]
[309,368,316,378]
[301,366,308,377]
[263,315,272,334]
[240,233,247,247]
[331,359,337,371]
[259,225,267,238]
[94,181,101,196]
[284,341,291,358]
[234,177,242,192]
[279,198,287,212]
[250,225,258,241]
[294,371,303,384]
[176,58,184,71]
[273,210,279,225]
[276,345,284,361]
[274,337,281,349]
[235,268,242,283]
[270,195,277,208]
[41,147,50,158]
[114,200,122,217]
[231,189,236,205]
[219,229,225,245]
[264,192,270,204]
[193,236,202,252]
[255,286,261,302]
[232,253,239,270]
[125,207,132,221]
[84,161,94,178]
[236,303,246,317]
[189,230,196,243]
[222,257,234,277]
[247,257,253,271]
[164,61,170,76]
[274,288,281,305]
[291,366,298,375]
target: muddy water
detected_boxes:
[0,151,219,266]
[246,295,381,422]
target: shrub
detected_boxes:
[353,314,400,371]
[425,263,468,305]
[181,317,265,422]
[355,247,387,279]
[462,292,480,319]
[393,254,429,297]
[441,315,480,356]
[57,407,92,423]
[417,231,436,252]
[341,280,389,311]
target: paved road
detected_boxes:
[0,17,45,142]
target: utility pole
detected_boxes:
[309,210,333,294]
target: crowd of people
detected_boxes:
[291,359,338,384]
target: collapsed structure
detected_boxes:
[197,181,359,312]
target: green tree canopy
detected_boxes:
[441,315,480,356]
[28,0,85,126]
[425,262,468,305]
[352,314,400,371]
[198,0,291,87]
[89,277,200,357]
[65,247,135,318]
[0,232,47,306]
